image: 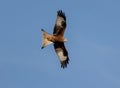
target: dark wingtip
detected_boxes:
[61,57,69,69]
[57,10,66,21]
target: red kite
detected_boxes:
[41,10,69,68]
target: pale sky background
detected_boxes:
[0,0,120,88]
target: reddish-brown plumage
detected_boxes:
[41,10,69,68]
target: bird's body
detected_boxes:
[41,10,69,68]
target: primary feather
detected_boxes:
[53,10,66,37]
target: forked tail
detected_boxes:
[41,29,53,49]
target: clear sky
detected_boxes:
[0,0,120,88]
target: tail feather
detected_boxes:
[41,29,53,49]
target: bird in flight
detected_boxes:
[41,10,69,68]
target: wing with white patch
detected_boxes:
[54,42,69,68]
[53,10,66,37]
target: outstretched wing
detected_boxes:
[53,10,66,37]
[54,42,69,68]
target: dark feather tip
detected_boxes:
[41,29,45,32]
[41,46,44,49]
[61,58,69,69]
[57,10,66,21]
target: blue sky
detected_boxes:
[0,0,120,88]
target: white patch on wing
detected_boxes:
[57,50,67,61]
[56,16,64,26]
